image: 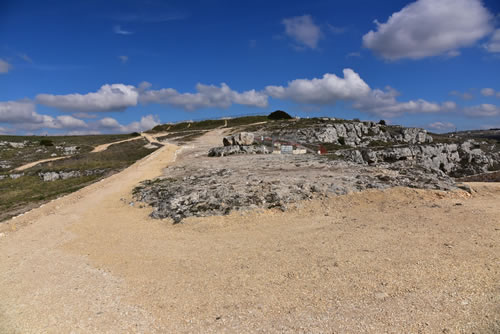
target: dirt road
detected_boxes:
[1,130,499,333]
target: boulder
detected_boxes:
[209,145,269,157]
[223,132,254,146]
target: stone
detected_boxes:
[208,145,269,157]
[223,132,255,146]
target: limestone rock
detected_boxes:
[223,132,254,146]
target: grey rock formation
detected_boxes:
[223,132,255,146]
[334,140,500,177]
[134,154,456,223]
[63,146,78,155]
[38,169,107,182]
[0,161,11,169]
[208,145,269,157]
[268,121,432,147]
[8,142,27,149]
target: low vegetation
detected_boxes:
[0,133,137,172]
[0,138,158,222]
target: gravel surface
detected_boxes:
[0,129,499,333]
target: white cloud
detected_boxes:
[266,69,456,117]
[480,88,499,97]
[353,87,457,118]
[113,25,133,35]
[119,55,128,64]
[0,101,45,124]
[140,83,268,111]
[55,115,87,129]
[0,99,159,134]
[36,84,139,112]
[96,115,159,133]
[484,29,500,53]
[463,104,500,117]
[0,59,12,74]
[428,121,456,131]
[266,69,371,104]
[0,100,90,131]
[362,0,494,60]
[282,15,321,49]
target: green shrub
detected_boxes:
[268,110,292,120]
[378,120,386,126]
[39,139,54,146]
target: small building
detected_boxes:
[281,145,293,154]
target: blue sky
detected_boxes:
[1,0,499,135]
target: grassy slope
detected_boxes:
[0,138,157,222]
[0,133,138,172]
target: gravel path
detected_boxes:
[0,129,499,333]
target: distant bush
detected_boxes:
[379,120,387,126]
[130,132,141,137]
[39,139,54,146]
[268,110,292,120]
[353,118,360,122]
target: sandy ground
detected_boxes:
[0,130,499,333]
[12,156,69,172]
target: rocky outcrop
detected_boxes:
[133,155,457,223]
[38,169,107,182]
[208,145,269,157]
[0,161,11,169]
[271,121,432,147]
[334,140,500,177]
[223,132,255,146]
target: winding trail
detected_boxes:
[0,129,499,333]
[13,156,69,172]
[11,133,165,173]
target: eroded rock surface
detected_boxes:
[269,121,432,147]
[134,154,456,223]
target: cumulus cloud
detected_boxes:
[0,59,12,74]
[282,15,322,49]
[0,100,90,131]
[113,25,133,35]
[428,121,456,131]
[480,88,500,97]
[484,29,500,53]
[55,115,87,129]
[96,115,160,133]
[0,101,47,124]
[463,104,500,117]
[266,69,457,117]
[353,87,457,118]
[36,84,139,112]
[362,0,494,60]
[265,69,371,104]
[140,83,268,111]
